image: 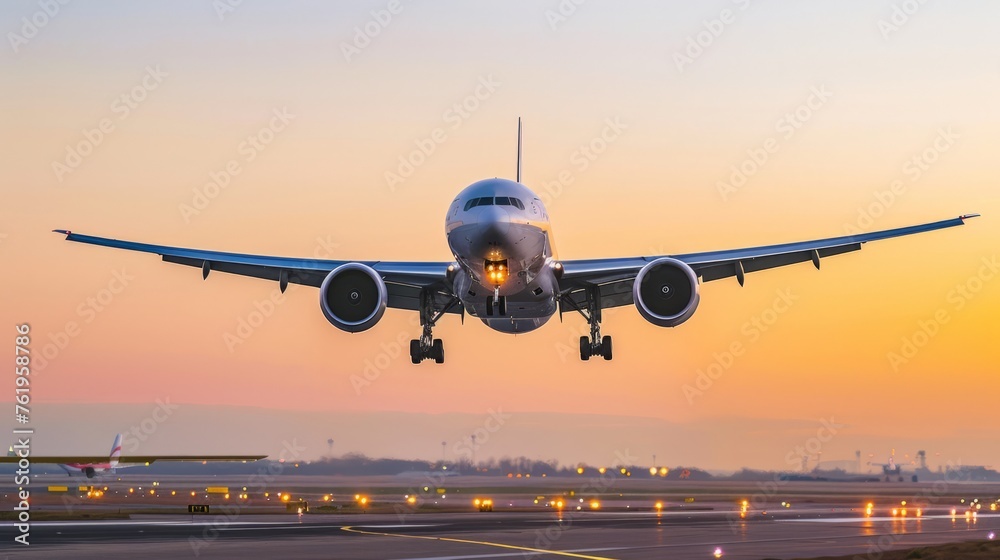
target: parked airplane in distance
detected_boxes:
[55,120,978,363]
[3,434,265,478]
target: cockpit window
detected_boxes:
[463,196,525,211]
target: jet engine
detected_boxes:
[319,263,387,333]
[632,257,700,327]
[84,467,96,478]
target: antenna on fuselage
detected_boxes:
[516,117,522,183]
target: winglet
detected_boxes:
[516,117,522,183]
[959,213,981,222]
[53,229,71,235]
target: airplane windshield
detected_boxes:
[463,197,525,211]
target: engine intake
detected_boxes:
[319,263,387,333]
[633,257,700,327]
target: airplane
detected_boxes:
[54,120,979,364]
[3,433,266,478]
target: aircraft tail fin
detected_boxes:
[109,433,123,468]
[516,117,522,183]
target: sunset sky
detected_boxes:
[2,1,998,471]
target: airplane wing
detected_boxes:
[52,230,461,315]
[558,214,980,310]
[0,455,266,465]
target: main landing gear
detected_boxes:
[561,286,612,361]
[410,291,460,364]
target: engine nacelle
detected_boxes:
[319,263,387,333]
[633,257,700,327]
[84,467,96,478]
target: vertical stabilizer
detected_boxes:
[110,433,123,468]
[516,117,522,183]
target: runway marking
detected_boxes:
[341,525,618,560]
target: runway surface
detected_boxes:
[3,508,999,559]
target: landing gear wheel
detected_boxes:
[410,340,421,364]
[486,296,494,316]
[580,336,590,361]
[432,339,444,364]
[498,296,507,316]
[601,336,613,361]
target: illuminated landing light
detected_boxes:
[988,531,995,540]
[713,546,724,558]
[485,258,508,285]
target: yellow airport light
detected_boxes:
[589,500,600,510]
[128,488,134,494]
[620,467,627,474]
[577,467,584,475]
[191,491,196,497]
[659,467,668,476]
[649,467,657,476]
[598,467,607,474]
[323,495,331,502]
[224,493,230,500]
[865,503,874,517]
[281,494,290,502]
[655,502,663,511]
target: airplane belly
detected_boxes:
[481,315,552,333]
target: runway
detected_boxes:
[3,508,998,559]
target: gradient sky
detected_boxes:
[2,1,998,471]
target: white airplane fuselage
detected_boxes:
[445,178,559,333]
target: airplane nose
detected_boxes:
[476,205,510,238]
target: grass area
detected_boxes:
[798,539,1000,559]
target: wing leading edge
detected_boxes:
[52,230,459,315]
[559,214,980,310]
